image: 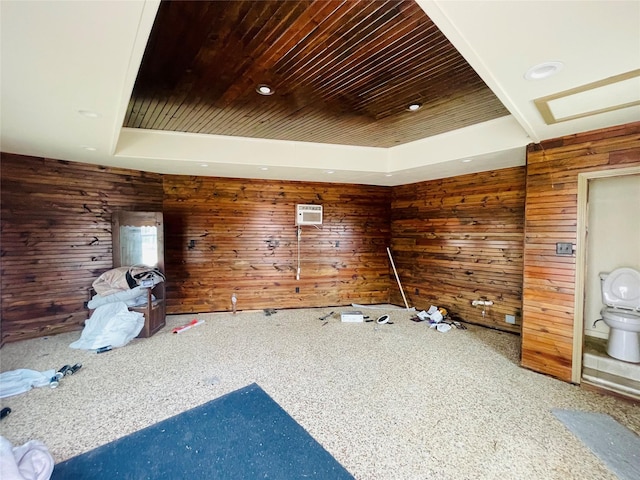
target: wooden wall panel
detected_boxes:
[0,155,390,343]
[522,122,640,382]
[5,119,635,364]
[162,176,391,313]
[390,167,525,332]
[0,154,163,343]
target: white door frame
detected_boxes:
[572,165,640,383]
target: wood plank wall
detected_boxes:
[522,122,640,382]
[390,167,525,332]
[1,156,391,343]
[4,120,636,357]
[0,154,164,343]
[162,175,390,313]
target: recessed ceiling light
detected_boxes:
[256,84,274,96]
[78,110,100,118]
[385,174,393,177]
[200,164,208,167]
[325,170,335,174]
[259,167,269,171]
[407,103,422,111]
[462,158,473,163]
[81,145,97,151]
[524,61,563,80]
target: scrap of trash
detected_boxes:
[172,318,205,334]
[411,305,467,332]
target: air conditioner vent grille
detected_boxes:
[296,204,322,225]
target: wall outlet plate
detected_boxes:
[505,314,516,324]
[556,242,573,255]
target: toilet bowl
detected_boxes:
[599,267,640,363]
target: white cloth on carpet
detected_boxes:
[0,370,55,399]
[69,302,144,350]
[0,436,54,480]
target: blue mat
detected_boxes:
[552,409,640,480]
[52,383,353,479]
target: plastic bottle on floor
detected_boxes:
[231,293,237,314]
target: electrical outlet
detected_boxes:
[505,314,516,324]
[415,288,419,295]
[295,287,300,293]
[556,242,573,255]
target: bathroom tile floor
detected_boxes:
[583,336,640,400]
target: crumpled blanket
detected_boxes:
[0,436,54,480]
[92,265,164,296]
[70,302,144,350]
[87,285,152,310]
[0,370,55,399]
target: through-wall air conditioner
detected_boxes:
[296,204,323,225]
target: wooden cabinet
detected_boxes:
[112,211,166,338]
[130,284,165,338]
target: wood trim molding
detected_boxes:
[534,69,640,125]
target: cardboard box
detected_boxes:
[341,311,364,323]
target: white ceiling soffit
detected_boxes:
[116,115,529,186]
[418,0,640,143]
[1,1,638,186]
[0,0,159,163]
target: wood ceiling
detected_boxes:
[125,0,509,148]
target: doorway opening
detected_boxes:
[573,167,640,399]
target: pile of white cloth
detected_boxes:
[0,436,53,480]
[0,370,55,399]
[70,302,144,350]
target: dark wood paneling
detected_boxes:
[0,154,164,343]
[390,167,525,332]
[522,122,640,382]
[7,121,635,363]
[162,176,391,313]
[126,0,508,147]
[1,155,390,342]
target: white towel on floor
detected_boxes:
[0,436,54,480]
[0,370,55,399]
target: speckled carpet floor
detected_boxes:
[1,306,639,479]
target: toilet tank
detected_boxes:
[600,268,640,310]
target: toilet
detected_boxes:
[599,267,640,363]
